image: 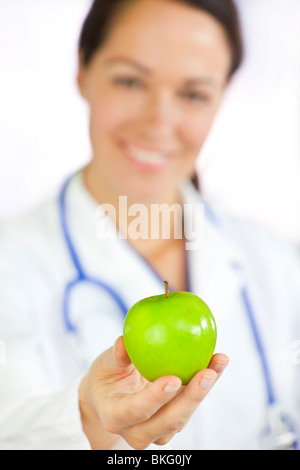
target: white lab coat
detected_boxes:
[0,170,299,450]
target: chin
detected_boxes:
[125,176,180,204]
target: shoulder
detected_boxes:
[0,201,57,334]
[0,198,60,264]
[185,181,300,276]
[0,171,85,257]
[0,195,69,305]
[207,201,300,298]
[0,198,58,234]
[205,199,299,261]
[225,211,299,272]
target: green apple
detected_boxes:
[123,281,217,385]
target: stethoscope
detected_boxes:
[59,175,299,450]
[59,177,128,333]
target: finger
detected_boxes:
[145,355,229,424]
[183,355,229,402]
[154,433,176,447]
[95,337,135,383]
[107,374,182,432]
[104,336,133,372]
[126,371,217,448]
[113,336,132,367]
[208,353,230,378]
[125,358,229,445]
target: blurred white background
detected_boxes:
[0,0,299,243]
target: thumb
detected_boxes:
[80,337,134,417]
[113,336,132,368]
[91,336,134,381]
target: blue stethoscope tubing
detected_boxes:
[241,283,298,450]
[59,176,298,449]
[59,177,128,333]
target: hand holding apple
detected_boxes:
[79,335,229,450]
[123,281,217,384]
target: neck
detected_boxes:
[83,163,185,258]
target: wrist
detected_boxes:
[79,374,99,425]
[79,374,120,450]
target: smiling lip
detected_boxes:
[119,140,175,171]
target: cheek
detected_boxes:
[89,97,127,136]
[181,120,212,156]
[182,104,222,153]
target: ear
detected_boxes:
[77,50,88,99]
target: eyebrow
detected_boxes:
[104,57,221,88]
[104,57,151,74]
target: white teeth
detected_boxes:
[129,146,167,165]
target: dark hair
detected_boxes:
[79,0,244,77]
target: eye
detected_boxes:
[180,90,209,103]
[113,76,145,90]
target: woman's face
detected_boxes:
[78,0,232,202]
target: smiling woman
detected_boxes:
[1,0,299,453]
[74,0,244,295]
[77,0,243,240]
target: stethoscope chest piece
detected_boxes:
[261,404,299,450]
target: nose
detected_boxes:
[140,89,178,141]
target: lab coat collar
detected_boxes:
[62,171,169,306]
[180,179,247,325]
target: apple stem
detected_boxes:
[164,281,169,299]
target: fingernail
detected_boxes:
[164,382,181,394]
[214,360,229,375]
[200,375,217,392]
